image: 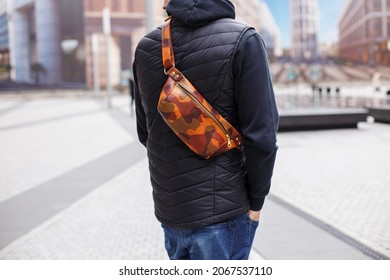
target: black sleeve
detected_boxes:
[133,63,148,147]
[233,29,279,211]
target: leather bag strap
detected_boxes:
[162,16,175,73]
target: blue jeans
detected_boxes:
[161,213,259,260]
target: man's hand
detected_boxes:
[247,210,261,222]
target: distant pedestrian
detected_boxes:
[128,78,135,116]
[311,84,317,95]
[335,87,341,98]
[133,0,278,260]
[372,72,381,93]
[326,87,331,99]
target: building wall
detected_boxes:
[8,0,165,86]
[0,0,8,52]
[231,0,281,58]
[9,0,62,84]
[258,0,282,58]
[290,0,318,61]
[8,0,282,86]
[232,0,262,30]
[339,0,390,65]
[83,0,164,88]
[9,0,34,82]
[0,0,10,80]
[35,0,61,84]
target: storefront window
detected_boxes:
[373,18,382,36]
[111,0,121,12]
[388,17,390,36]
[371,18,382,36]
[372,0,382,12]
[59,0,85,83]
[85,0,105,12]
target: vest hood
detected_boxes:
[166,0,235,27]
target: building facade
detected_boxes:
[8,0,281,87]
[232,0,262,30]
[232,0,281,58]
[339,0,390,66]
[290,0,318,61]
[258,0,282,58]
[8,0,163,86]
[0,0,9,70]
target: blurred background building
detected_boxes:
[231,0,282,58]
[257,0,282,58]
[7,0,163,87]
[290,0,318,62]
[233,0,262,30]
[339,0,390,66]
[5,0,282,88]
[0,0,10,79]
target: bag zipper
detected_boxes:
[175,83,232,147]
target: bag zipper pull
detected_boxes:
[227,135,232,147]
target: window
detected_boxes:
[111,0,121,12]
[388,17,390,36]
[366,19,371,37]
[374,18,382,36]
[97,0,106,11]
[365,0,371,12]
[372,0,382,12]
[86,0,106,12]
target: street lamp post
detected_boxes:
[145,0,154,32]
[91,34,100,98]
[103,7,112,109]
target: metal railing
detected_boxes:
[276,93,390,110]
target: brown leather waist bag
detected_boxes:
[157,17,242,160]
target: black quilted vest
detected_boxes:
[134,17,252,229]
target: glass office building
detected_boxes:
[8,0,162,86]
[0,0,9,67]
[290,0,319,62]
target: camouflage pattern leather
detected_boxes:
[157,17,242,159]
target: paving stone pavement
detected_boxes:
[0,159,167,260]
[0,91,388,259]
[0,97,131,203]
[272,122,390,257]
[0,93,163,259]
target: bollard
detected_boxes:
[326,87,331,100]
[387,90,390,105]
[335,87,341,106]
[311,84,317,95]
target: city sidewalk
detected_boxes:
[0,90,388,259]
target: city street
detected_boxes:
[0,89,388,260]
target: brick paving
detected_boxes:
[0,160,167,260]
[0,97,131,203]
[0,91,388,259]
[272,122,390,257]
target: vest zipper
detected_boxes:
[175,83,232,147]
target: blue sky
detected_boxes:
[264,0,347,48]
